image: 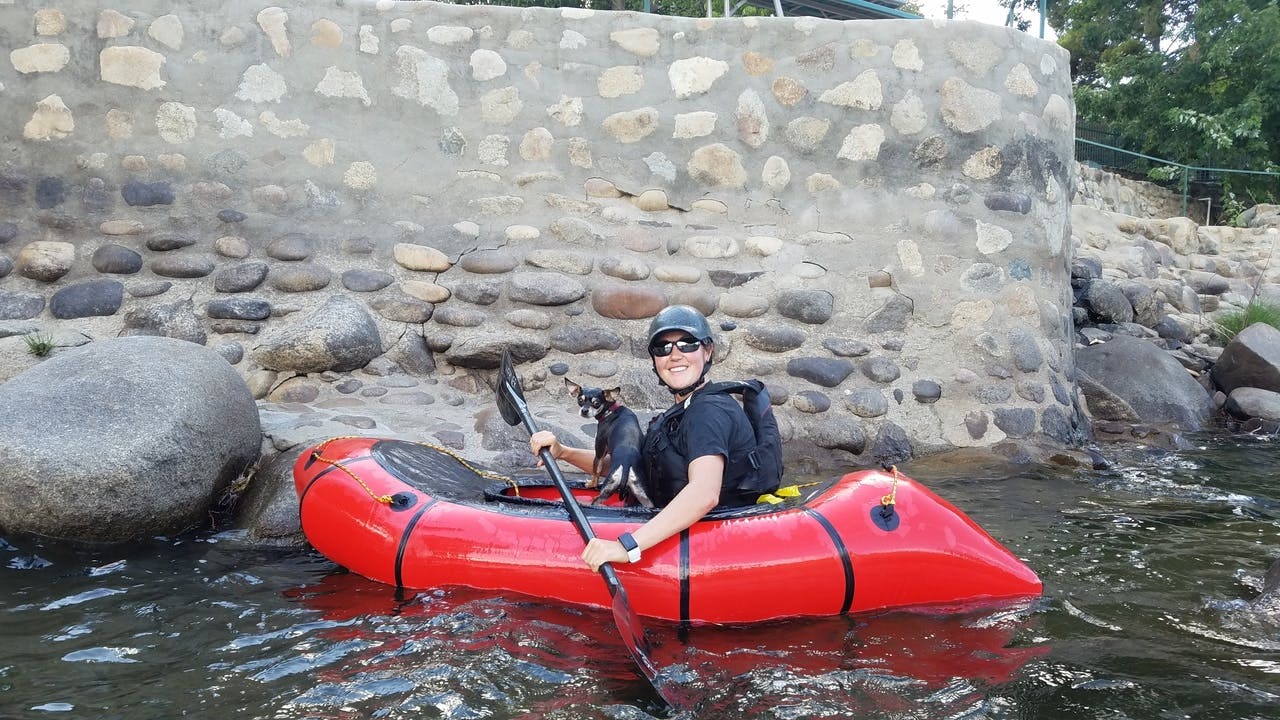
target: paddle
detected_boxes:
[496,351,680,708]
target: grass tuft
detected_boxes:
[1211,301,1280,345]
[23,332,56,357]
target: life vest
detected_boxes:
[641,380,784,507]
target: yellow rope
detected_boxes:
[311,436,394,504]
[880,465,900,508]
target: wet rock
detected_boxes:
[217,209,247,223]
[0,256,11,278]
[870,423,912,465]
[0,336,260,542]
[0,222,19,244]
[787,357,855,387]
[91,244,143,274]
[49,279,124,319]
[231,446,305,544]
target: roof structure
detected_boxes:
[732,0,920,20]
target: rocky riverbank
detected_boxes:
[5,191,1280,546]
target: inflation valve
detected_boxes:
[870,464,900,531]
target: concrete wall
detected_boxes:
[0,0,1083,464]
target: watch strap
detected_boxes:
[618,532,641,563]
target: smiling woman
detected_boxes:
[529,305,784,573]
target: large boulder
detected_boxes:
[252,295,382,373]
[1076,335,1214,431]
[1212,322,1280,394]
[0,336,261,542]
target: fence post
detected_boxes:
[1180,167,1188,217]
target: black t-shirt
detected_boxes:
[644,390,761,507]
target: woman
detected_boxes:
[530,305,774,572]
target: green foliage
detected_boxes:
[23,333,55,357]
[1044,0,1280,203]
[1211,302,1280,345]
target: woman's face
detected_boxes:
[650,329,711,391]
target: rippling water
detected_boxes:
[3,431,1278,719]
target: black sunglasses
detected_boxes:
[649,336,703,357]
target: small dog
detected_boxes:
[565,378,652,508]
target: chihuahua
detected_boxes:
[565,378,652,508]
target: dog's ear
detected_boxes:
[564,378,583,398]
[603,387,622,403]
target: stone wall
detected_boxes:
[1074,162,1193,222]
[0,0,1083,464]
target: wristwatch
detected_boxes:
[618,532,641,564]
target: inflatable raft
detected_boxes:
[294,437,1042,625]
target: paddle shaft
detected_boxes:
[527,424,626,597]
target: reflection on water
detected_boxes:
[2,430,1278,719]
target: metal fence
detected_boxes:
[1075,135,1280,222]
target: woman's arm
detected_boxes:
[528,429,599,475]
[581,454,723,571]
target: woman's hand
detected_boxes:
[582,537,628,572]
[529,430,562,466]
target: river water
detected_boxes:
[3,431,1278,719]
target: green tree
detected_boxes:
[1038,0,1280,200]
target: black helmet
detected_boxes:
[646,305,713,346]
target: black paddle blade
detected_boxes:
[496,351,523,427]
